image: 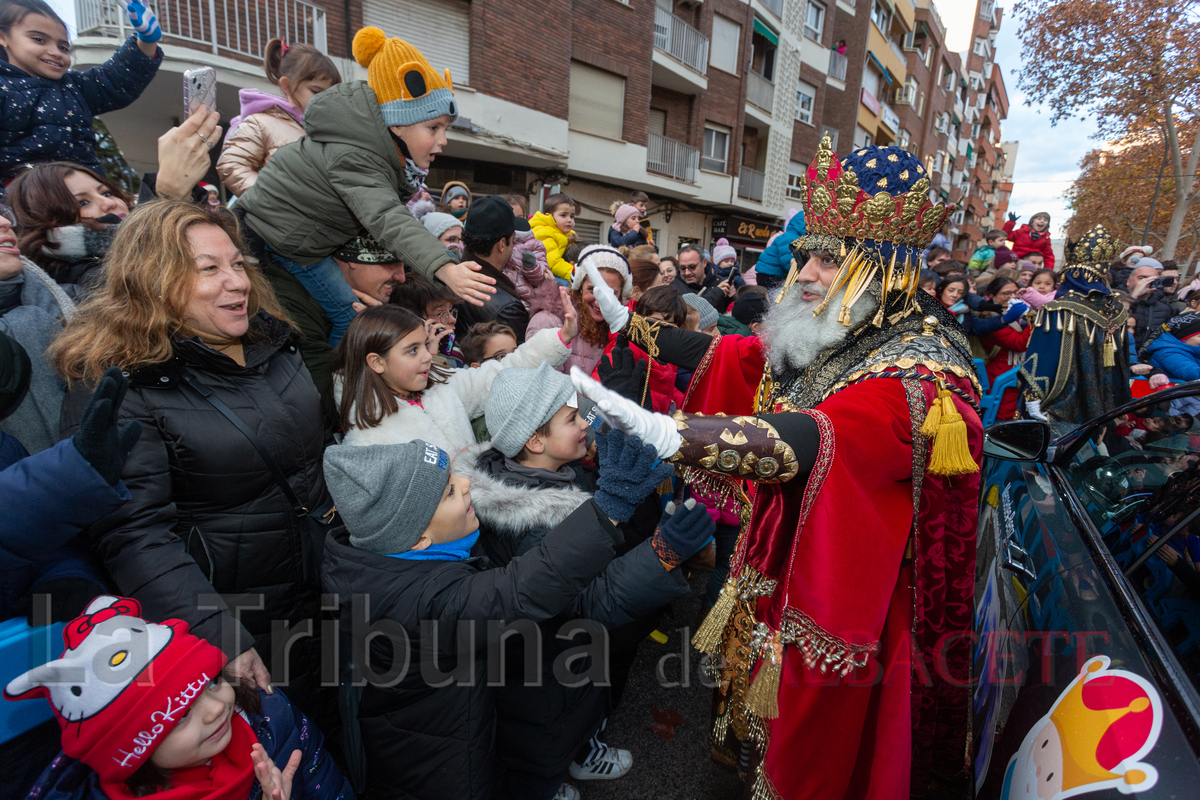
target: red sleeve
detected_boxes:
[683,334,765,415]
[1039,236,1055,269]
[1002,219,1016,236]
[984,325,1033,352]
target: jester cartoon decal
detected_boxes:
[1001,656,1163,799]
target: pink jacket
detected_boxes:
[1016,286,1056,309]
[505,231,556,312]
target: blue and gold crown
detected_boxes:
[786,136,950,325]
[1064,224,1118,280]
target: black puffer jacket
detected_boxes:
[455,444,690,778]
[321,500,624,800]
[453,261,530,342]
[1132,291,1174,349]
[59,311,328,658]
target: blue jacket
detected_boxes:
[1145,332,1200,381]
[754,210,806,278]
[608,226,648,248]
[0,436,128,621]
[0,36,160,181]
[23,688,353,800]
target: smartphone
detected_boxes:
[183,67,217,118]
[729,262,742,282]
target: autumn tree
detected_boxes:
[1013,0,1200,261]
[1064,121,1199,269]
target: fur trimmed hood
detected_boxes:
[452,443,590,538]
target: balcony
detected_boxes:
[738,165,765,203]
[829,50,849,83]
[76,0,327,60]
[747,70,774,114]
[879,102,899,134]
[654,6,709,76]
[761,0,784,18]
[893,84,916,107]
[889,37,907,64]
[647,133,700,184]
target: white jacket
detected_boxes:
[339,327,571,456]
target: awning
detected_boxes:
[866,51,894,85]
[753,18,779,47]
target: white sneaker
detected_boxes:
[568,743,633,780]
[552,782,581,800]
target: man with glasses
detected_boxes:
[455,195,531,342]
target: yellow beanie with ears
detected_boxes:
[352,26,457,126]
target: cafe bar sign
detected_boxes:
[712,215,781,245]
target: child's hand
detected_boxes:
[435,261,496,306]
[127,2,162,43]
[559,286,578,342]
[1007,212,1018,222]
[155,106,222,201]
[424,319,451,356]
[252,744,301,800]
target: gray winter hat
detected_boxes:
[323,441,450,555]
[423,212,461,241]
[485,362,577,458]
[682,292,719,331]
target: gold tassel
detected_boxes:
[926,387,978,476]
[775,259,801,303]
[692,576,737,654]
[919,385,944,437]
[1104,336,1116,367]
[746,633,783,719]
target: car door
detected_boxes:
[974,386,1200,798]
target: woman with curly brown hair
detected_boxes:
[52,199,333,719]
[6,161,133,290]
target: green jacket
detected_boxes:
[238,81,455,280]
[259,254,339,425]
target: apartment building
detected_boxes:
[74,0,1010,268]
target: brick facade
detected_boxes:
[470,0,573,120]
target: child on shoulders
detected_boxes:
[530,193,578,282]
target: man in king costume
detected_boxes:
[572,136,984,799]
[1018,224,1132,424]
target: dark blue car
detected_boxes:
[973,382,1200,798]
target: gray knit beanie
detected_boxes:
[485,362,577,457]
[682,292,719,331]
[324,441,450,555]
[423,212,461,241]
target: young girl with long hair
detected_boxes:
[216,38,342,197]
[333,302,577,455]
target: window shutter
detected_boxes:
[710,15,741,74]
[648,108,666,137]
[363,0,471,86]
[574,219,603,246]
[569,61,625,139]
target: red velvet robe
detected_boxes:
[687,335,981,799]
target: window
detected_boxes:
[364,0,471,86]
[924,45,934,69]
[971,123,981,139]
[973,37,989,57]
[568,61,625,140]
[917,91,926,117]
[710,15,742,74]
[787,161,808,200]
[871,0,890,33]
[796,81,817,125]
[854,126,873,149]
[648,108,666,137]
[935,62,945,88]
[702,125,730,172]
[804,1,825,41]
[944,69,955,93]
[897,129,911,149]
[861,63,881,100]
[573,218,603,246]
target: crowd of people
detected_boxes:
[0,1,1197,800]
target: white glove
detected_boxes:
[582,259,631,331]
[569,367,681,459]
[1025,398,1049,423]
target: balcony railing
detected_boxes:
[737,165,765,203]
[761,0,783,18]
[747,70,774,114]
[76,0,327,59]
[889,37,906,63]
[647,133,699,184]
[828,49,848,82]
[654,5,709,76]
[893,84,916,106]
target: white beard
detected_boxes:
[761,282,878,372]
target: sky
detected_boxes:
[48,0,1087,237]
[938,0,1097,239]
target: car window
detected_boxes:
[1061,400,1200,692]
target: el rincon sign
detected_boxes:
[713,216,781,245]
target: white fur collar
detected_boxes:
[452,443,590,537]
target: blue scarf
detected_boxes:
[389,530,480,562]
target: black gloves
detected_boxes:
[72,366,142,487]
[1007,212,1018,222]
[592,429,673,522]
[596,337,650,409]
[651,499,716,570]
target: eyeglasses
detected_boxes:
[0,204,16,227]
[433,307,458,323]
[481,349,512,363]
